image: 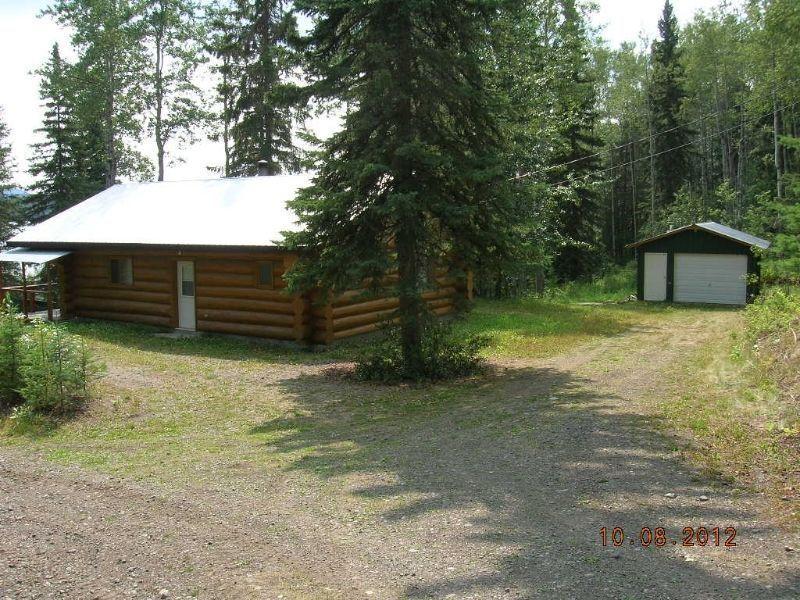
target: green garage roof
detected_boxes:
[627,222,771,250]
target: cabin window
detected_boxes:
[257,261,275,288]
[109,257,133,285]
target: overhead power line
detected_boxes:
[511,79,800,182]
[528,100,800,189]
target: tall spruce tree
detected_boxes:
[207,0,238,176]
[0,108,18,242]
[219,0,303,176]
[29,44,106,222]
[287,0,513,375]
[549,0,603,282]
[648,0,691,209]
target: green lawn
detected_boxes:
[0,297,674,479]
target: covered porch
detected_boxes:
[0,247,71,321]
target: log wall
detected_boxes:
[63,249,469,344]
[311,271,465,344]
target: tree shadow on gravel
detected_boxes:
[249,365,799,599]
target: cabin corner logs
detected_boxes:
[59,248,470,344]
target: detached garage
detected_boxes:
[628,222,770,306]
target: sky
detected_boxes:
[0,0,735,188]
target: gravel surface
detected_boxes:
[1,311,798,599]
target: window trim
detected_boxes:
[256,261,276,289]
[109,256,134,286]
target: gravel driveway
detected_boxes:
[1,310,798,599]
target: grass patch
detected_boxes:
[658,293,799,523]
[545,263,636,303]
[457,297,670,358]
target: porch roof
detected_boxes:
[0,247,72,264]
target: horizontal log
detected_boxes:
[74,298,172,317]
[75,288,171,304]
[194,285,292,302]
[333,297,399,318]
[334,320,391,341]
[73,278,171,293]
[74,265,170,283]
[196,259,286,277]
[196,272,256,287]
[75,309,171,328]
[197,320,296,340]
[334,308,394,332]
[196,296,296,314]
[196,308,295,327]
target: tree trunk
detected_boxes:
[155,19,165,181]
[396,219,424,376]
[393,12,424,377]
[610,153,616,261]
[104,53,117,189]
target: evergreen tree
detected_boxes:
[143,0,208,181]
[287,0,513,375]
[46,0,151,187]
[29,44,106,222]
[549,0,603,282]
[206,0,238,176]
[648,0,691,209]
[0,109,18,242]
[217,0,303,176]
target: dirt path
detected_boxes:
[1,310,798,599]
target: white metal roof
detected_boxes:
[627,221,771,250]
[9,174,313,249]
[695,222,771,249]
[0,247,72,264]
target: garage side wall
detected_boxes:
[635,230,758,302]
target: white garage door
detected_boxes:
[674,253,748,305]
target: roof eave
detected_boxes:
[6,240,292,253]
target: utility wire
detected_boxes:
[511,79,800,182]
[525,100,800,189]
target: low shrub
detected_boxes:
[355,319,488,382]
[0,296,25,407]
[742,287,800,408]
[0,299,102,418]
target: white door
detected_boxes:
[177,261,196,330]
[643,252,668,301]
[674,254,747,305]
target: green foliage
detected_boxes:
[16,321,101,416]
[648,0,691,209]
[0,300,102,417]
[288,0,513,376]
[0,296,25,407]
[143,0,210,181]
[45,0,151,187]
[355,320,488,383]
[28,44,105,221]
[742,286,800,342]
[545,262,636,303]
[208,0,303,177]
[0,107,20,242]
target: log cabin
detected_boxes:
[0,173,470,344]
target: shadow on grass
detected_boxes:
[247,364,797,598]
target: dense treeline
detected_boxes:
[597,0,800,281]
[0,0,798,341]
